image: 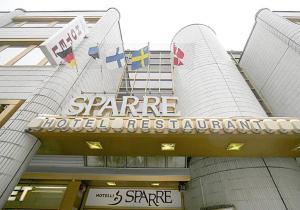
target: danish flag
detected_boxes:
[173,43,184,66]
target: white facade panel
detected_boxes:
[0,66,56,99]
[172,24,266,117]
[240,9,300,117]
[171,24,300,210]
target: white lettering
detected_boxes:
[119,96,139,117]
[168,119,179,132]
[210,119,222,133]
[142,96,160,117]
[161,96,180,117]
[223,119,236,133]
[195,119,208,133]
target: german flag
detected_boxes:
[57,46,76,68]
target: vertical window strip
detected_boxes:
[0,100,24,128]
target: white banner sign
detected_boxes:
[39,16,88,65]
[85,188,182,208]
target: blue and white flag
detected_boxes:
[105,47,125,69]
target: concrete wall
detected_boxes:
[0,8,121,207]
[240,9,300,117]
[171,24,300,210]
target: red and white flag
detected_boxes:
[173,43,184,66]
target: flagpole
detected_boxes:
[131,50,137,96]
[124,50,128,93]
[72,44,79,75]
[97,42,105,92]
[171,43,175,96]
[96,41,108,94]
[145,42,151,96]
[121,39,129,93]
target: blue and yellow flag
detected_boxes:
[131,46,149,70]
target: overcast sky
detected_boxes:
[2,0,300,50]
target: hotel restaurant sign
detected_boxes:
[28,95,300,134]
[27,95,300,156]
[85,188,181,209]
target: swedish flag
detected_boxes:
[131,46,149,70]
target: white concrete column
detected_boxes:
[171,24,300,210]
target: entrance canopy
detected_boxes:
[27,115,300,157]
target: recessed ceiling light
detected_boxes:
[292,144,300,151]
[86,141,103,150]
[161,143,175,151]
[151,183,160,186]
[226,143,244,151]
[106,182,116,186]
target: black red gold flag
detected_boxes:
[57,46,76,68]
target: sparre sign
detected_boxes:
[85,188,182,208]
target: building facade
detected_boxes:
[0,7,299,210]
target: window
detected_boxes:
[127,156,145,167]
[86,156,187,168]
[117,51,173,100]
[106,156,126,168]
[146,156,166,168]
[86,156,106,167]
[0,100,24,128]
[4,21,52,27]
[21,22,50,27]
[54,22,68,27]
[4,22,25,27]
[167,156,186,168]
[0,47,27,65]
[14,48,46,65]
[0,45,49,66]
[86,20,98,28]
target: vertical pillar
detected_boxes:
[171,24,300,210]
[0,8,122,208]
[59,181,82,210]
